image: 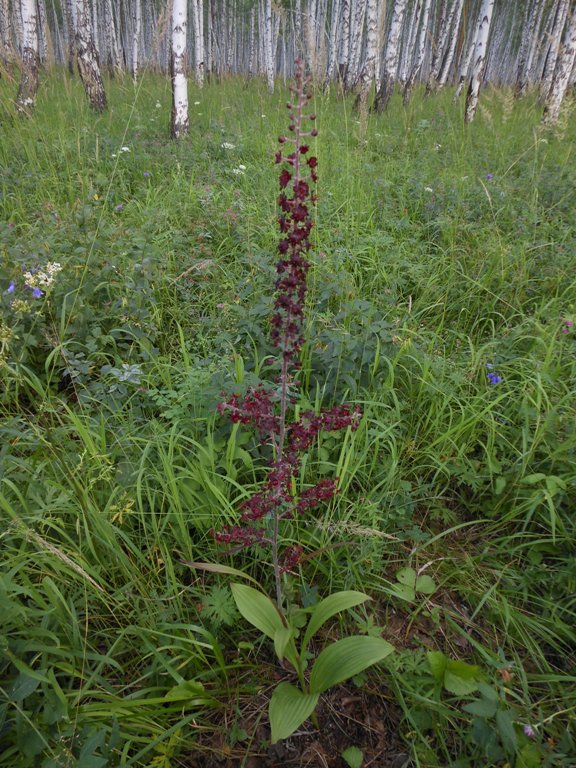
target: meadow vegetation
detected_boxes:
[0,71,575,767]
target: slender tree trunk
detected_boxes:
[65,0,76,74]
[354,0,377,112]
[15,0,39,114]
[404,0,433,105]
[374,0,408,112]
[346,0,367,90]
[192,0,204,86]
[171,0,188,137]
[540,0,570,102]
[264,0,274,91]
[75,0,107,111]
[517,0,546,96]
[543,3,576,124]
[0,0,16,66]
[132,0,141,81]
[337,0,350,86]
[437,0,465,88]
[464,0,495,124]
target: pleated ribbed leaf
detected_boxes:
[310,636,394,694]
[269,682,320,743]
[302,590,370,649]
[230,583,285,640]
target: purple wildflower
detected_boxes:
[485,173,494,181]
[143,171,151,178]
[32,287,43,298]
[7,281,15,293]
[523,724,535,738]
[114,204,124,212]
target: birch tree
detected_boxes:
[540,0,571,101]
[374,0,408,112]
[403,0,433,105]
[543,2,576,124]
[75,0,107,111]
[464,0,495,123]
[171,0,188,138]
[516,0,547,97]
[192,0,204,87]
[132,0,142,80]
[354,0,377,113]
[1,0,15,67]
[15,0,39,114]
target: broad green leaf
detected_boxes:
[231,583,285,640]
[302,591,370,649]
[415,575,436,595]
[463,698,498,718]
[164,681,206,701]
[427,651,448,683]
[274,625,294,661]
[181,561,259,586]
[496,709,517,755]
[392,583,415,602]
[310,636,394,694]
[342,746,364,768]
[396,567,416,587]
[269,682,319,743]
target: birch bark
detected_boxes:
[403,0,433,104]
[16,0,39,114]
[374,0,408,112]
[0,0,15,66]
[464,0,495,124]
[132,0,141,81]
[75,0,107,111]
[171,0,188,137]
[540,0,570,101]
[543,3,576,124]
[354,0,377,112]
[192,0,204,86]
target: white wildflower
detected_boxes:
[238,164,246,171]
[120,146,130,153]
[194,101,201,105]
[221,142,236,150]
[232,168,245,175]
[155,101,161,109]
[424,187,434,193]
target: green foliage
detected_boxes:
[0,73,574,765]
[230,583,393,742]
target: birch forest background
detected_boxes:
[1,1,575,767]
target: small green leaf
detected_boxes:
[415,575,436,594]
[392,583,415,601]
[445,670,480,695]
[230,583,285,640]
[342,745,364,768]
[463,698,498,718]
[182,561,259,585]
[427,651,448,683]
[274,625,294,661]
[496,709,517,755]
[302,591,371,649]
[310,636,394,694]
[396,567,416,587]
[269,682,319,743]
[164,681,205,701]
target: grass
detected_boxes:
[1,68,575,766]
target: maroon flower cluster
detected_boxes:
[213,62,362,580]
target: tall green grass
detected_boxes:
[1,71,575,765]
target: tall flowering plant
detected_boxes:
[214,62,361,608]
[191,62,393,744]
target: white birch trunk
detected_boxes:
[375,0,408,111]
[517,0,546,96]
[338,0,351,85]
[438,0,465,87]
[104,0,121,74]
[16,0,39,113]
[325,0,340,84]
[75,0,107,111]
[404,0,434,103]
[132,0,141,81]
[464,0,495,124]
[248,4,256,75]
[192,0,204,86]
[264,0,274,91]
[543,3,576,124]
[354,0,377,110]
[0,0,15,65]
[346,0,367,89]
[540,0,570,101]
[171,0,188,137]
